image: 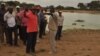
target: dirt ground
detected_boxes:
[0,29,100,56]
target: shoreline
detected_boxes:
[62,10,100,14]
[63,29,100,32]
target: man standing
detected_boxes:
[25,8,38,55]
[0,3,6,45]
[4,7,18,46]
[38,9,45,39]
[55,11,64,40]
[48,7,58,55]
[19,7,28,45]
[43,9,48,35]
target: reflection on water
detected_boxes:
[63,12,100,30]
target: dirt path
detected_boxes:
[0,29,100,56]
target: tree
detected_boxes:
[6,1,16,6]
[65,7,76,10]
[87,1,100,10]
[20,2,34,8]
[0,1,2,5]
[48,5,55,9]
[27,3,34,8]
[20,2,27,7]
[14,1,20,6]
[56,5,64,10]
[78,3,87,9]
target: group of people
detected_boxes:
[0,3,64,55]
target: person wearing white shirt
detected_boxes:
[55,11,64,40]
[4,7,18,46]
[48,8,58,55]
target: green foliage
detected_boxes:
[87,1,100,10]
[1,0,100,10]
[0,1,34,8]
[20,2,27,7]
[20,2,34,8]
[65,7,76,10]
[56,5,64,10]
[46,5,77,10]
[0,1,2,5]
[77,1,100,10]
[27,3,34,8]
[6,1,16,6]
[78,3,87,9]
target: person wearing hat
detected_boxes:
[16,6,21,36]
[55,11,64,40]
[0,3,7,45]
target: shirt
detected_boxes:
[58,16,64,26]
[18,10,28,26]
[26,10,38,33]
[0,9,6,25]
[38,11,45,24]
[4,12,16,27]
[48,13,58,31]
[16,11,22,25]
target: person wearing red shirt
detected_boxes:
[25,8,38,54]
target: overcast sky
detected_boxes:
[3,0,93,7]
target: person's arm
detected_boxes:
[44,13,50,15]
[4,13,8,27]
[4,13,7,21]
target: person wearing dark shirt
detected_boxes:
[0,3,7,45]
[38,9,45,39]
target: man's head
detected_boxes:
[58,11,62,16]
[0,3,6,9]
[8,7,13,14]
[49,6,55,13]
[16,6,20,12]
[24,6,28,12]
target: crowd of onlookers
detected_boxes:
[0,2,64,55]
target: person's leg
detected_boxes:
[0,25,3,45]
[58,26,62,40]
[31,32,37,53]
[23,27,27,45]
[56,26,61,40]
[8,28,13,46]
[19,26,23,41]
[16,25,19,38]
[20,26,27,45]
[26,33,32,53]
[0,25,4,43]
[5,27,9,44]
[49,30,56,54]
[13,26,19,46]
[55,26,59,40]
[39,24,43,39]
[43,21,47,35]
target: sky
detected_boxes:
[2,0,93,7]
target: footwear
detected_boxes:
[30,52,36,56]
[36,39,40,43]
[26,53,31,56]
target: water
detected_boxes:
[63,12,100,30]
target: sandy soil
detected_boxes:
[0,29,100,56]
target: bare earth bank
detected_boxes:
[0,29,100,56]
